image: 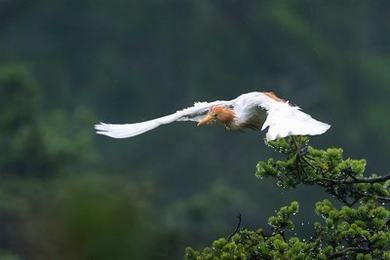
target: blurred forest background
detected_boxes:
[0,0,389,259]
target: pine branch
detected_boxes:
[330,246,370,259]
[331,173,390,184]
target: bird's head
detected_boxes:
[197,106,235,126]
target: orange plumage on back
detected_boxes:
[263,91,286,103]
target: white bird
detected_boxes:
[95,91,330,141]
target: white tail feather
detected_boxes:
[95,112,183,138]
[95,121,161,138]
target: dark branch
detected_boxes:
[355,190,390,203]
[228,213,242,240]
[319,173,390,184]
[378,196,390,202]
[342,174,390,184]
[330,246,370,258]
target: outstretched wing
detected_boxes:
[234,92,331,141]
[95,100,232,138]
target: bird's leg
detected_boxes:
[295,152,307,179]
[298,144,309,157]
[292,137,317,171]
[292,136,317,177]
[290,136,300,152]
[293,137,305,177]
[291,136,310,158]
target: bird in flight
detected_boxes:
[95,91,330,141]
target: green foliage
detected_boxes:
[258,137,389,206]
[185,138,390,259]
[268,201,298,234]
[0,65,96,176]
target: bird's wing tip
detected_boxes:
[323,123,331,131]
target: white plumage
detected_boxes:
[95,91,330,141]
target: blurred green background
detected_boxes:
[0,0,389,259]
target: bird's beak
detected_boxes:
[197,114,215,126]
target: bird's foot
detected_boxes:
[298,145,309,157]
